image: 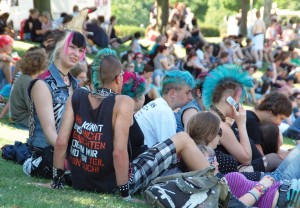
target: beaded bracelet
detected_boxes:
[117,183,129,197]
[247,189,259,201]
[253,183,267,195]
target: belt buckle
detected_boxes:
[280,180,291,192]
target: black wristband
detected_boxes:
[117,183,129,197]
[53,167,65,178]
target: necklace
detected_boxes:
[58,70,69,82]
[58,69,71,87]
[210,105,226,122]
[91,88,116,100]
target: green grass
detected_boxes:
[0,122,147,208]
[1,40,296,207]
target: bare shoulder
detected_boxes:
[115,95,134,109]
[31,80,51,97]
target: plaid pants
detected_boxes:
[129,139,179,194]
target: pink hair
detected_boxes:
[134,52,143,60]
[123,71,146,86]
[64,32,74,54]
[64,32,86,61]
[0,35,13,48]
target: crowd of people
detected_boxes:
[1,2,300,208]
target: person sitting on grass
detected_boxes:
[22,30,87,179]
[51,48,210,202]
[9,48,47,129]
[141,64,160,105]
[135,69,194,147]
[189,111,300,207]
[121,71,148,160]
[174,79,205,133]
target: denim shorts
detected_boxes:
[129,139,178,194]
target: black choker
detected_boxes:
[210,105,226,122]
[91,88,116,100]
[58,69,68,77]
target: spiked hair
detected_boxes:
[202,65,253,109]
[91,48,118,89]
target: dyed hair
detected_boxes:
[255,91,292,117]
[187,111,220,146]
[21,48,47,76]
[134,52,143,60]
[161,70,195,95]
[0,35,13,48]
[260,122,280,154]
[49,31,86,64]
[91,48,121,89]
[202,65,253,109]
[122,71,146,99]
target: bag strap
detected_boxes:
[176,175,219,194]
[150,166,215,185]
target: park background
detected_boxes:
[0,0,299,207]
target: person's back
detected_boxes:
[68,88,117,192]
[153,53,165,69]
[252,18,265,35]
[135,97,176,147]
[10,73,32,127]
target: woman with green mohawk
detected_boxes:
[202,65,284,175]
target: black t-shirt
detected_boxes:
[31,19,43,42]
[232,110,262,160]
[86,23,109,48]
[68,89,117,193]
[129,117,148,160]
[24,17,34,33]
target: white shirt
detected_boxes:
[135,98,177,147]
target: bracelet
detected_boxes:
[253,183,267,195]
[117,183,129,197]
[247,189,259,201]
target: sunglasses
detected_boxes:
[218,128,222,137]
[112,70,124,81]
[136,56,143,59]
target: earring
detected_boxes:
[55,52,60,59]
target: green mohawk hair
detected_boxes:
[91,48,117,89]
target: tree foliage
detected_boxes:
[169,0,209,21]
[111,0,153,26]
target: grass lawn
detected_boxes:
[0,40,296,207]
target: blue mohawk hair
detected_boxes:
[202,64,254,109]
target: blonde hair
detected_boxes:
[187,111,220,145]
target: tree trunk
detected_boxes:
[263,0,272,27]
[240,0,249,36]
[34,0,52,18]
[156,0,169,34]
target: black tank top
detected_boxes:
[68,88,116,193]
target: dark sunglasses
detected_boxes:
[112,70,124,81]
